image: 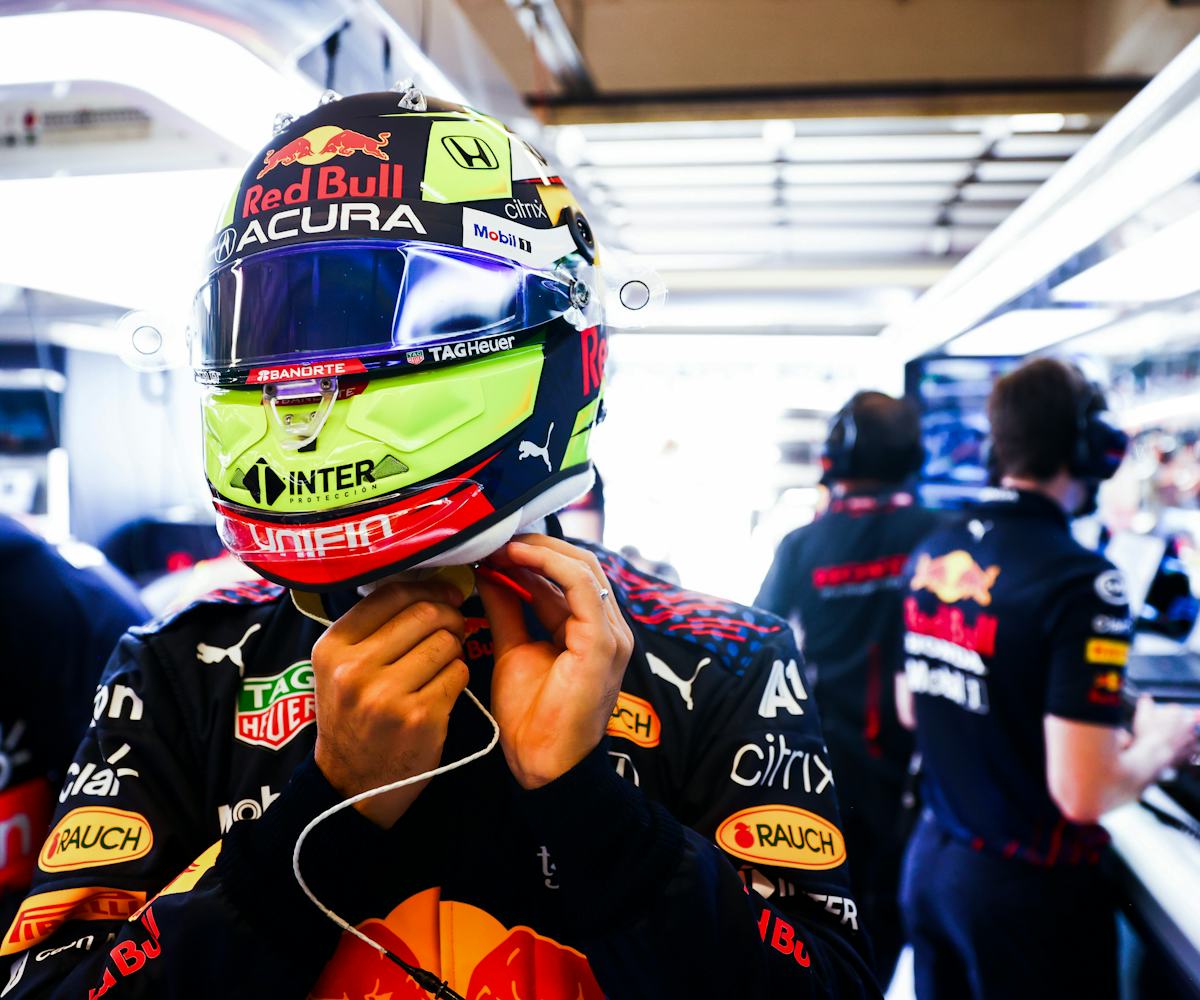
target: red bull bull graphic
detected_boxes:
[910,551,1001,606]
[311,889,603,1000]
[1088,668,1123,707]
[257,126,391,180]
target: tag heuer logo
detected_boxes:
[235,661,316,749]
[441,135,499,170]
[406,349,425,365]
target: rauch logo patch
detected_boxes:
[606,691,661,748]
[38,807,153,873]
[716,805,846,871]
[235,661,316,749]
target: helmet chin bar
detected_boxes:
[264,376,339,450]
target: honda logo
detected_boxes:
[441,135,500,170]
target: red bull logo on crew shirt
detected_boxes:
[910,551,1001,606]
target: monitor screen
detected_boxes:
[905,355,1022,508]
[0,387,61,454]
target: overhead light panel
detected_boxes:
[1051,208,1200,303]
[946,308,1117,356]
[0,10,319,153]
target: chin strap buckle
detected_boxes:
[263,376,338,451]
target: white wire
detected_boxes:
[290,686,500,958]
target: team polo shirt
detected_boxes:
[902,489,1131,865]
[757,491,942,764]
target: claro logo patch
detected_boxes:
[606,691,661,748]
[235,661,316,749]
[38,808,153,873]
[716,806,846,871]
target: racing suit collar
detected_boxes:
[298,517,564,623]
[975,488,1070,529]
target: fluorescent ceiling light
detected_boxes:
[581,137,772,166]
[620,225,936,256]
[0,169,237,310]
[612,204,943,227]
[974,160,1061,183]
[577,165,777,187]
[1051,208,1200,303]
[1117,392,1200,429]
[959,182,1041,202]
[782,162,971,185]
[1008,113,1067,133]
[787,134,987,161]
[946,308,1117,355]
[0,11,320,152]
[783,184,957,203]
[950,204,1016,226]
[601,185,777,205]
[992,134,1090,159]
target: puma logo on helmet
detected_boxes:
[518,423,555,472]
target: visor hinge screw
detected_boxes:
[319,378,333,391]
[570,280,591,309]
[272,112,294,135]
[392,78,427,112]
[263,384,278,398]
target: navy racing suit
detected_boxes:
[1,541,879,999]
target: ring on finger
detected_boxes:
[598,588,610,602]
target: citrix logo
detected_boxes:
[730,733,833,794]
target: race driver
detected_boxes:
[897,357,1200,1000]
[1,91,878,999]
[756,391,938,983]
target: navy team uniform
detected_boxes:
[1,539,879,999]
[899,489,1131,1000]
[757,490,942,978]
[0,517,147,932]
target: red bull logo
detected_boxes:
[311,890,603,1000]
[910,551,1001,606]
[256,126,391,179]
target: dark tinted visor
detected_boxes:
[191,240,574,371]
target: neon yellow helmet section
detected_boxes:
[203,344,545,515]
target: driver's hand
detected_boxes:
[311,581,469,828]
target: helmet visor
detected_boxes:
[191,240,575,376]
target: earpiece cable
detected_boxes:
[290,686,499,999]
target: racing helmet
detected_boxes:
[191,91,608,590]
